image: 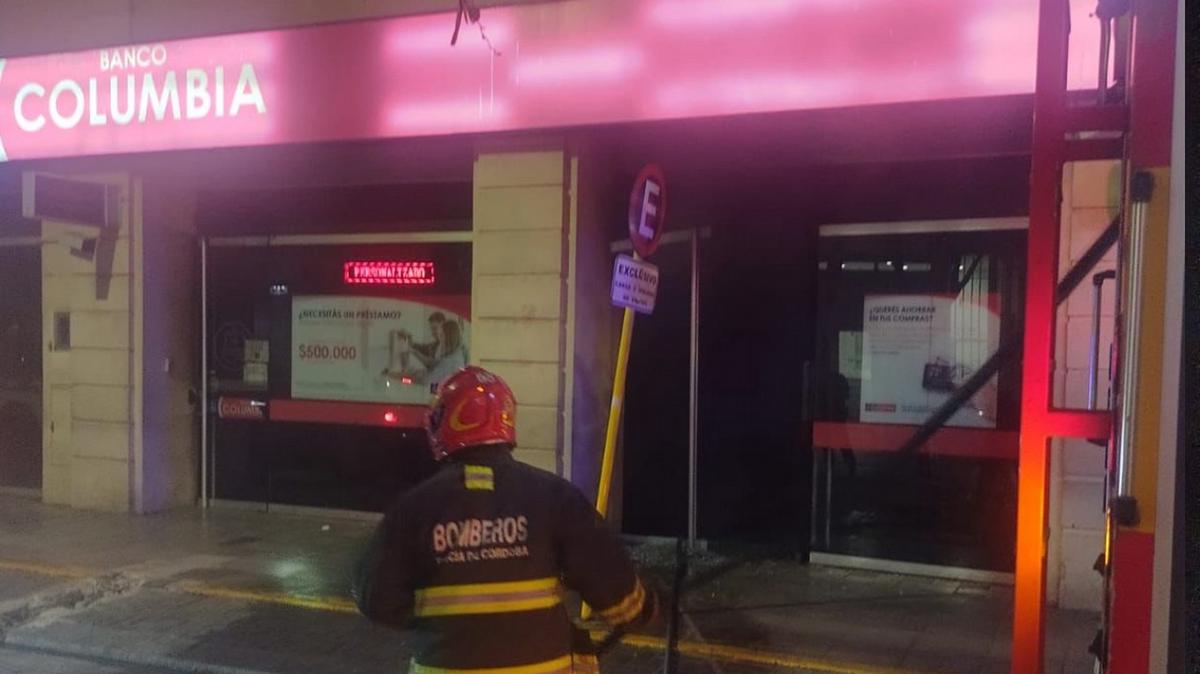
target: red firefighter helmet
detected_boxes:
[426,366,517,460]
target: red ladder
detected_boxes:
[1012,0,1125,672]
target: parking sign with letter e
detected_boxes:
[628,164,667,259]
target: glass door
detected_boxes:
[810,223,1026,572]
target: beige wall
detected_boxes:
[1047,159,1122,610]
[39,174,137,511]
[471,148,574,475]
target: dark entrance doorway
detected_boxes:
[618,218,819,552]
[0,244,43,490]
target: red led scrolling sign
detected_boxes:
[343,260,436,286]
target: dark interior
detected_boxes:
[610,95,1032,562]
[810,229,1026,571]
[0,245,42,490]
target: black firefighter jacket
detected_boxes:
[353,447,653,673]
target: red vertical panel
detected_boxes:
[1127,0,1179,167]
[1108,531,1155,673]
[1012,0,1069,671]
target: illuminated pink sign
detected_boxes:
[344,260,436,286]
[0,0,1100,162]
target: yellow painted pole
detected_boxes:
[596,303,635,517]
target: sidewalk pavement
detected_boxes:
[0,494,1098,674]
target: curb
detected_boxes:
[2,633,277,674]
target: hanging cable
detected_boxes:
[451,0,501,55]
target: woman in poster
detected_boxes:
[426,320,466,384]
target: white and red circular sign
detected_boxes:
[628,164,667,259]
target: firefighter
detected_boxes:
[354,365,656,673]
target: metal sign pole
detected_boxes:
[687,231,699,550]
[200,238,209,510]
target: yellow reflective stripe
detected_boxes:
[600,580,643,622]
[418,578,558,599]
[463,465,495,490]
[598,579,645,625]
[416,595,561,617]
[409,654,573,674]
[415,578,563,617]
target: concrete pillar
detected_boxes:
[471,147,575,476]
[568,146,619,506]
[35,171,199,513]
[139,176,199,512]
[38,173,138,511]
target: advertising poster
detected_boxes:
[291,295,470,405]
[860,293,1000,428]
